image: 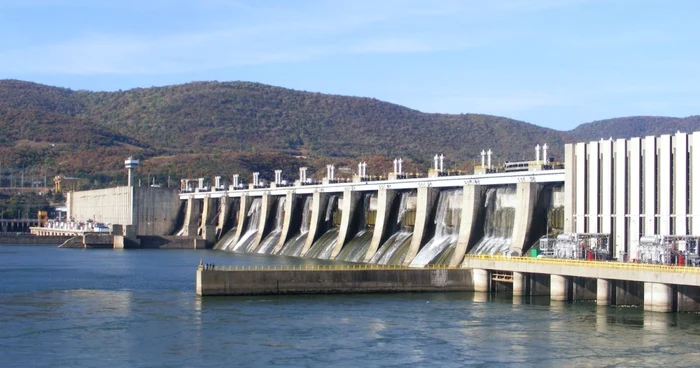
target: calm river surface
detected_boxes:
[1,245,699,367]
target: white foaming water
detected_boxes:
[278,196,312,256]
[370,231,413,265]
[409,189,462,267]
[232,198,262,252]
[257,197,286,254]
[469,186,517,255]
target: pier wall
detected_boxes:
[197,268,474,296]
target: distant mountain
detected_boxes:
[569,116,700,143]
[0,79,697,187]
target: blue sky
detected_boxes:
[1,0,698,130]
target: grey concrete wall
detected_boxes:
[614,280,644,306]
[67,186,180,236]
[572,277,597,300]
[197,268,474,296]
[677,285,700,312]
[134,187,181,236]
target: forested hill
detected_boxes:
[569,116,700,142]
[0,79,697,186]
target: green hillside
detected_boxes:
[0,79,697,187]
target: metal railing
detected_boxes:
[197,255,700,274]
[464,255,700,274]
[199,264,460,271]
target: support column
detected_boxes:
[550,275,572,301]
[658,134,671,235]
[215,196,232,239]
[251,193,273,252]
[675,132,688,235]
[451,184,484,266]
[564,144,575,233]
[364,188,396,262]
[273,192,298,254]
[644,282,675,313]
[597,279,611,306]
[693,132,700,235]
[513,272,527,297]
[198,197,214,234]
[473,269,490,292]
[180,197,201,237]
[575,142,587,233]
[301,192,328,257]
[614,139,627,259]
[230,195,252,248]
[403,186,438,266]
[510,182,542,255]
[330,189,361,259]
[628,138,642,259]
[643,136,656,236]
[588,141,599,234]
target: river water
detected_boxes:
[1,245,699,367]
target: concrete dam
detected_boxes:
[177,169,565,267]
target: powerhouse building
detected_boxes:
[564,131,699,261]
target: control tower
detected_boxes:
[125,157,140,187]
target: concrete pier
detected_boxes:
[215,196,232,239]
[364,188,396,262]
[513,271,526,296]
[597,279,611,306]
[273,193,299,254]
[252,193,275,252]
[180,198,201,236]
[551,274,571,301]
[473,269,490,292]
[230,195,253,249]
[403,186,438,266]
[510,182,542,255]
[197,267,474,296]
[644,282,675,312]
[330,190,361,259]
[301,192,328,257]
[451,184,484,266]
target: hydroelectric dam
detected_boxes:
[62,131,700,312]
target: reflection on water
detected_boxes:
[1,245,700,367]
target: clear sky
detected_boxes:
[1,0,698,130]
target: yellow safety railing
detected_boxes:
[198,263,460,272]
[463,255,700,274]
[197,255,700,274]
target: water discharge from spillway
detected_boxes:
[278,196,312,257]
[305,195,339,260]
[370,191,413,265]
[335,193,375,263]
[256,197,286,254]
[409,189,462,267]
[469,186,516,255]
[231,198,262,252]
